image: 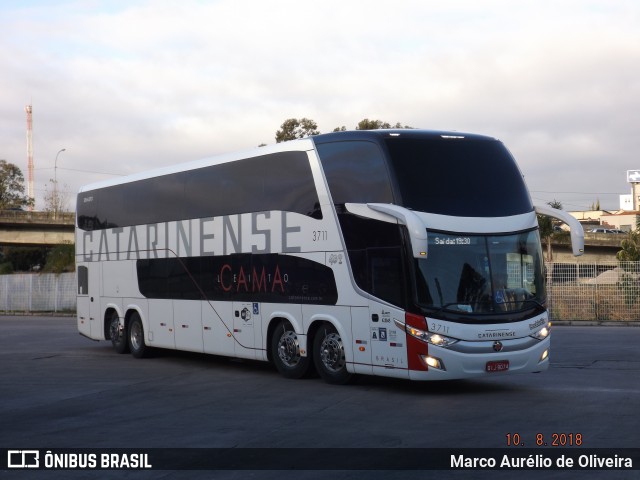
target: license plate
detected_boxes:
[486,360,509,372]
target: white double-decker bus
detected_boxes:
[76,130,584,384]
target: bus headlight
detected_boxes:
[428,333,458,347]
[530,325,550,341]
[405,324,458,347]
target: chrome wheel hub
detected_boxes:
[320,333,345,372]
[109,317,121,341]
[277,330,301,367]
[130,322,142,351]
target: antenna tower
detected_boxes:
[25,105,34,210]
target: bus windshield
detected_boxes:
[415,230,545,318]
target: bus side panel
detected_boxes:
[147,299,175,349]
[102,260,138,298]
[350,306,373,375]
[174,300,204,353]
[232,301,260,360]
[202,301,235,357]
[372,365,411,379]
[369,301,408,376]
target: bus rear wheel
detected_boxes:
[313,323,353,385]
[271,320,311,379]
[128,312,149,359]
[109,310,129,354]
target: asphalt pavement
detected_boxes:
[0,316,638,480]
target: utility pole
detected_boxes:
[54,148,66,219]
[25,105,34,210]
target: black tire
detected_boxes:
[128,312,149,359]
[271,320,312,379]
[313,323,353,385]
[108,310,129,354]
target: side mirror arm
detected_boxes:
[366,203,429,258]
[534,205,584,256]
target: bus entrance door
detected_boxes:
[350,306,372,374]
[77,263,102,338]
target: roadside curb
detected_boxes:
[552,320,640,327]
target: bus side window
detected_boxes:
[78,266,88,295]
[316,140,394,205]
[338,213,406,308]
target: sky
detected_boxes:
[1,0,638,212]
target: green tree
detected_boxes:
[355,119,412,130]
[275,118,320,143]
[3,247,47,272]
[356,119,391,130]
[275,118,412,144]
[537,200,563,262]
[616,220,640,310]
[0,261,12,274]
[42,243,75,273]
[0,160,33,209]
[616,221,640,263]
[43,178,70,218]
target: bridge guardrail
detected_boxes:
[0,210,75,224]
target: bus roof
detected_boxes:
[311,129,496,144]
[78,129,498,193]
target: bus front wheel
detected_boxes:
[271,320,311,379]
[128,312,149,359]
[313,323,353,385]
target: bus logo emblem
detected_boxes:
[493,341,503,352]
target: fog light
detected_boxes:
[540,349,549,362]
[422,355,445,370]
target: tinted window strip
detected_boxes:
[77,151,321,231]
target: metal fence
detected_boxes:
[546,261,640,322]
[1,265,640,321]
[0,273,76,313]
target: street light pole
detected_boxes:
[54,148,66,218]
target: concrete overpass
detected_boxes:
[547,232,624,262]
[0,210,74,246]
